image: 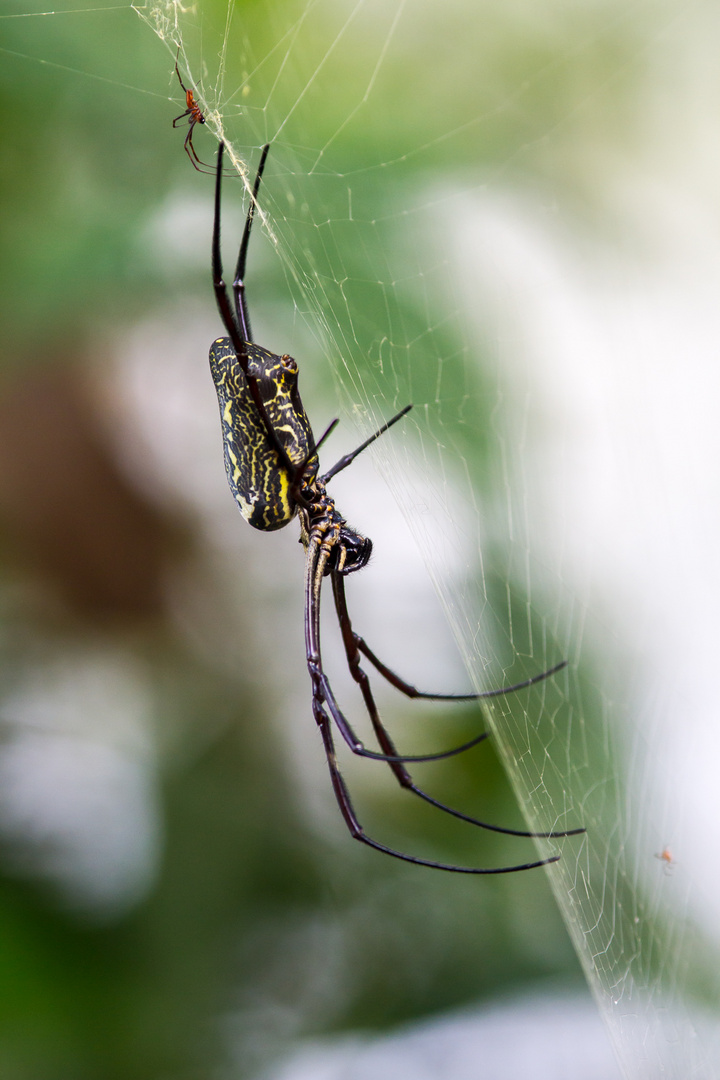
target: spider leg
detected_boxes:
[323,678,491,764]
[174,53,189,95]
[184,125,205,171]
[320,410,570,694]
[304,537,560,873]
[174,121,246,175]
[331,572,584,839]
[304,536,481,763]
[311,417,340,457]
[212,143,294,474]
[315,700,560,874]
[330,567,567,700]
[185,142,223,175]
[181,119,226,176]
[357,635,568,701]
[232,143,270,342]
[321,404,413,484]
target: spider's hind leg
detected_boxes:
[306,557,560,873]
[314,701,560,875]
[330,572,584,841]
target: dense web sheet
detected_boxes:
[5,0,720,1074]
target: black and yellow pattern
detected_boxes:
[209,337,318,531]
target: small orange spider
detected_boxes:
[655,847,676,874]
[173,54,212,173]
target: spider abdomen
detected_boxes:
[209,337,317,531]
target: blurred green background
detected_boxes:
[2,0,703,1076]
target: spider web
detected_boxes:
[4,0,720,1075]
[129,3,720,1071]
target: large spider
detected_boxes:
[209,141,583,873]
